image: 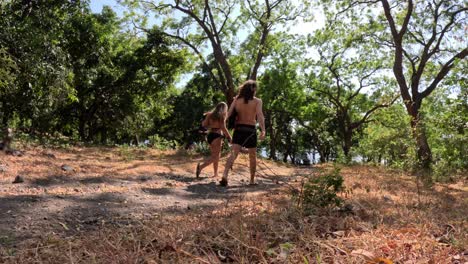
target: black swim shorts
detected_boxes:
[232,124,257,148]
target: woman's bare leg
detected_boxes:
[248,148,257,184]
[199,138,222,176]
[211,138,222,177]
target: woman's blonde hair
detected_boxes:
[209,102,228,122]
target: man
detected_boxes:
[221,80,265,186]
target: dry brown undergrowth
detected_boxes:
[0,146,466,263]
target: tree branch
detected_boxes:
[335,0,380,21]
[420,48,468,98]
[351,95,398,130]
[249,0,272,80]
[381,0,411,103]
[348,68,380,101]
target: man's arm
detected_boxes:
[256,99,266,140]
[221,119,232,143]
[227,97,236,117]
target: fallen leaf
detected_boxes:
[371,257,393,264]
[351,249,376,260]
[58,222,69,231]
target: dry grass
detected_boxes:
[0,147,467,263]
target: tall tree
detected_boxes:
[0,0,84,133]
[307,16,398,159]
[123,0,308,104]
[0,48,18,127]
[64,8,184,142]
[333,0,467,168]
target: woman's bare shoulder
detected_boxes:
[204,112,212,119]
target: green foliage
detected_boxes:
[305,8,398,160]
[424,87,468,179]
[259,42,308,162]
[161,69,224,147]
[0,48,17,88]
[148,134,178,150]
[326,0,467,169]
[356,104,413,167]
[298,168,345,212]
[0,2,184,144]
[0,0,465,177]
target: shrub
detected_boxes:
[297,167,345,212]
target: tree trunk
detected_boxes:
[282,150,289,163]
[1,128,13,151]
[410,113,432,169]
[319,152,326,163]
[342,128,352,159]
[267,114,277,160]
[135,134,140,146]
[78,116,86,141]
[211,45,235,104]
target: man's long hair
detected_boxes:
[237,80,257,103]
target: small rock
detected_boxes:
[383,195,393,203]
[61,164,74,172]
[341,203,355,213]
[165,182,174,187]
[0,165,8,172]
[355,225,371,233]
[187,206,191,210]
[74,188,80,192]
[12,175,24,184]
[332,231,345,237]
[139,176,150,182]
[43,152,56,159]
[6,150,24,157]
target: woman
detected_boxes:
[196,102,232,178]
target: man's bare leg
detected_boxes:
[222,144,241,186]
[248,148,257,184]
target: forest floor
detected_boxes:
[0,146,466,263]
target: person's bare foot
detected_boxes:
[219,178,228,187]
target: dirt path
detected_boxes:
[0,147,303,246]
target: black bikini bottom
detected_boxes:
[207,132,223,144]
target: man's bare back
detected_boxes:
[234,97,262,126]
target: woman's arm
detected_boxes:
[201,113,210,128]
